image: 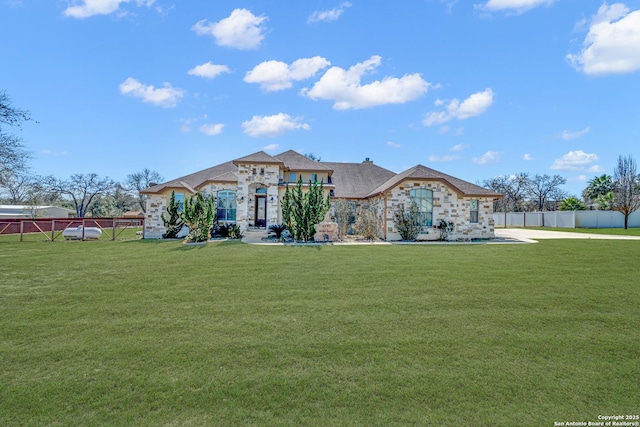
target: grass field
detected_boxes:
[526,226,640,236]
[1,238,638,426]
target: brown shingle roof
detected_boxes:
[232,151,284,165]
[274,150,333,172]
[141,161,237,194]
[367,164,502,198]
[322,161,396,198]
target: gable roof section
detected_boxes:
[141,161,237,194]
[274,150,333,172]
[367,164,502,198]
[232,150,284,166]
[322,162,397,198]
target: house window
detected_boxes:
[289,172,296,182]
[256,187,267,194]
[260,168,265,176]
[216,190,237,222]
[174,193,185,212]
[311,173,318,182]
[470,199,479,223]
[410,188,433,227]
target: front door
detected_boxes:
[255,195,267,227]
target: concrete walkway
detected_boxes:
[495,228,640,242]
[240,227,640,245]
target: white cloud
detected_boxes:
[387,141,401,148]
[476,0,555,14]
[199,123,224,136]
[119,77,184,107]
[428,154,460,162]
[573,175,588,182]
[302,56,430,110]
[567,3,640,75]
[560,126,591,140]
[64,0,155,18]
[188,62,230,79]
[550,150,599,171]
[308,2,352,23]
[450,143,469,152]
[523,153,533,161]
[472,150,502,165]
[423,88,494,126]
[587,164,605,173]
[244,57,330,92]
[242,113,310,138]
[263,143,281,151]
[192,9,267,50]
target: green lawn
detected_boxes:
[527,226,640,236]
[1,239,638,426]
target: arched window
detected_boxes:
[217,190,237,222]
[256,187,267,195]
[410,188,433,227]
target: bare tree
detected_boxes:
[528,174,567,211]
[611,154,640,229]
[42,173,115,217]
[0,91,33,181]
[483,173,530,212]
[0,171,39,204]
[126,168,163,212]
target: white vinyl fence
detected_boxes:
[492,210,640,228]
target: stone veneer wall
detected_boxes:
[236,163,280,230]
[145,194,171,239]
[382,180,495,241]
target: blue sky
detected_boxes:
[2,0,639,195]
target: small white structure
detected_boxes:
[62,226,102,240]
[0,205,75,219]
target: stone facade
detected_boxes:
[382,180,495,241]
[142,150,501,240]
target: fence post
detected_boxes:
[20,221,24,242]
[82,218,86,240]
[112,218,116,241]
[52,220,55,242]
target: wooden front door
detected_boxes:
[255,195,267,227]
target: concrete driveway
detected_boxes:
[495,228,640,242]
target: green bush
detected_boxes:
[161,191,183,239]
[182,192,215,243]
[281,177,330,241]
[268,223,287,239]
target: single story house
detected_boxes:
[142,150,502,240]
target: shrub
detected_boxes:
[227,224,242,239]
[354,200,382,241]
[281,177,331,241]
[436,219,455,241]
[161,191,183,239]
[268,223,287,239]
[558,196,588,211]
[182,192,215,243]
[393,202,421,241]
[332,200,355,239]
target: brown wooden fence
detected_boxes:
[0,217,144,241]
